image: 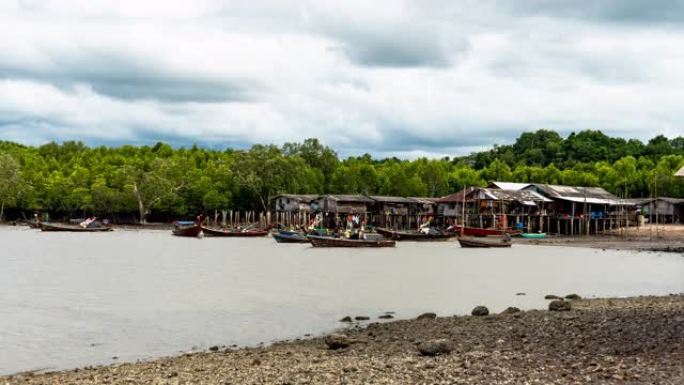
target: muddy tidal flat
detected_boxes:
[4,295,683,385]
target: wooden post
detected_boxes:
[570,202,575,236]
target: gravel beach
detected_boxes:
[4,294,683,385]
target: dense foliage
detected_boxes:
[0,131,683,222]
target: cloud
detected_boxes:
[505,0,684,25]
[0,0,683,159]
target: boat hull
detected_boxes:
[308,235,395,248]
[40,223,113,232]
[451,226,520,237]
[172,225,202,237]
[272,232,309,243]
[457,237,512,248]
[201,227,270,237]
[521,233,546,239]
[376,227,456,241]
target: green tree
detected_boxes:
[0,153,21,220]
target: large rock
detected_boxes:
[416,312,437,320]
[324,333,352,350]
[354,316,370,321]
[565,293,582,300]
[549,300,572,312]
[545,294,561,300]
[471,306,489,316]
[417,339,452,356]
[339,316,352,323]
[501,306,521,314]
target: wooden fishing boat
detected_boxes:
[376,227,457,241]
[172,217,204,237]
[449,225,521,237]
[457,236,512,248]
[308,235,396,248]
[521,232,546,239]
[201,226,271,237]
[40,222,113,232]
[272,231,309,243]
[172,222,202,237]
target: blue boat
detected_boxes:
[272,231,309,243]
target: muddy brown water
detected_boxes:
[1,227,682,374]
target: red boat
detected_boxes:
[449,225,521,237]
[172,216,204,237]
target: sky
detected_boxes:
[1,0,683,159]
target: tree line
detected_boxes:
[0,130,683,222]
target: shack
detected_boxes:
[436,187,475,226]
[314,194,374,229]
[522,184,633,235]
[465,187,551,232]
[367,196,438,229]
[625,197,684,224]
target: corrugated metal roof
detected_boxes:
[488,182,532,191]
[437,187,476,203]
[271,194,319,202]
[368,196,415,204]
[324,194,375,203]
[528,184,619,201]
[470,188,552,203]
[409,197,439,205]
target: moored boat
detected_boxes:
[376,227,456,241]
[201,226,271,237]
[449,225,521,237]
[308,235,396,248]
[521,232,546,239]
[172,217,204,237]
[272,231,309,243]
[40,222,113,232]
[457,236,512,248]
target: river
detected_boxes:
[1,226,682,374]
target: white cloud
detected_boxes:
[0,0,683,157]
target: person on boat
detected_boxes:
[80,217,96,228]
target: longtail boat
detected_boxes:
[457,236,512,248]
[40,222,113,232]
[308,235,396,248]
[172,217,204,237]
[201,226,271,237]
[449,225,521,237]
[521,232,546,239]
[272,231,309,243]
[376,227,457,241]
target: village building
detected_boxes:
[519,183,633,235]
[270,194,319,227]
[464,187,551,232]
[625,197,684,224]
[367,196,439,229]
[313,194,375,229]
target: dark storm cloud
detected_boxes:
[509,0,684,25]
[337,31,460,68]
[0,56,252,103]
[314,15,467,68]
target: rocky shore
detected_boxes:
[4,294,683,385]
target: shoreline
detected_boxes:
[4,294,683,384]
[5,221,684,252]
